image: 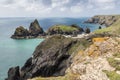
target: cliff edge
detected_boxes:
[6,35,91,80]
[85,15,120,27]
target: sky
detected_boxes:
[0,0,120,17]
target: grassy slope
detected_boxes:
[49,25,78,32]
[103,70,120,80]
[94,18,120,34]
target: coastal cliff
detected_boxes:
[7,33,120,80]
[85,15,120,27]
[28,36,120,80]
[6,35,91,80]
[85,15,120,35]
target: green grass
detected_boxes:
[94,27,113,34]
[107,58,120,71]
[113,53,120,58]
[39,35,72,50]
[50,25,79,32]
[68,38,91,55]
[103,70,120,80]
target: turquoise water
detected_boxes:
[0,39,44,80]
[0,17,101,80]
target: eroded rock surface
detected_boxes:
[5,66,21,80]
[6,35,82,80]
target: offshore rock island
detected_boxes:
[11,19,90,39]
[11,19,45,39]
[6,15,120,80]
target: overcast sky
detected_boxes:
[0,0,120,17]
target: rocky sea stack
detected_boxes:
[11,19,45,39]
[29,19,44,36]
[11,26,29,39]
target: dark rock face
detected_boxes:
[5,66,21,80]
[99,26,102,29]
[11,19,44,39]
[85,15,119,27]
[11,26,29,39]
[6,35,78,80]
[29,19,44,36]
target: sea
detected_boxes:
[0,17,101,80]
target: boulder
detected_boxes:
[29,19,44,36]
[5,66,21,80]
[85,27,91,34]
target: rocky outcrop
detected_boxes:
[85,15,120,27]
[6,35,85,80]
[11,19,45,39]
[29,19,44,36]
[47,24,84,35]
[11,26,29,39]
[5,66,21,80]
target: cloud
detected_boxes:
[60,7,67,11]
[71,6,83,13]
[0,0,119,17]
[88,0,116,10]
